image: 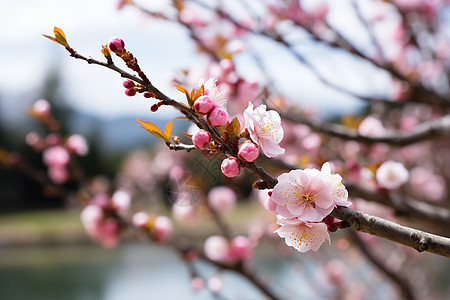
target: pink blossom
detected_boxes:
[207,276,223,293]
[229,236,253,260]
[243,102,285,158]
[207,186,237,213]
[154,216,173,242]
[111,190,131,215]
[192,130,211,149]
[358,116,386,136]
[204,235,229,262]
[320,162,351,207]
[193,95,214,115]
[32,99,51,117]
[66,134,89,156]
[410,167,446,201]
[132,211,150,228]
[268,167,335,222]
[25,132,44,150]
[97,220,120,248]
[43,146,70,167]
[238,141,259,162]
[191,277,204,291]
[221,157,241,178]
[81,204,104,238]
[48,165,69,184]
[207,106,229,127]
[200,78,227,109]
[376,161,409,190]
[274,216,330,252]
[172,197,198,223]
[107,37,125,52]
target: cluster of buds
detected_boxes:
[27,99,89,184]
[122,79,154,98]
[204,235,254,264]
[80,191,131,248]
[132,211,173,243]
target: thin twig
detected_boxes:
[349,230,415,300]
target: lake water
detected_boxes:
[0,241,434,299]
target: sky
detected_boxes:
[0,0,390,125]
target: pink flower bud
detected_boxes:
[123,79,135,89]
[229,235,253,261]
[207,106,229,127]
[154,216,173,242]
[238,142,259,162]
[221,157,241,178]
[192,130,211,150]
[107,37,125,52]
[124,88,136,96]
[43,146,70,167]
[66,134,89,156]
[32,99,51,117]
[132,212,150,228]
[193,95,214,115]
[207,186,236,213]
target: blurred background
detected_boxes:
[1,0,450,299]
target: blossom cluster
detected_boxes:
[188,77,285,179]
[27,99,89,184]
[268,163,351,252]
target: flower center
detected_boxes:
[296,192,316,208]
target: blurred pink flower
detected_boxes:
[48,166,69,184]
[358,116,386,136]
[207,186,237,213]
[275,216,330,252]
[154,216,173,242]
[268,167,335,222]
[204,235,229,262]
[376,161,409,190]
[66,134,89,156]
[111,190,131,215]
[229,235,253,261]
[243,102,285,158]
[32,99,51,117]
[132,212,150,228]
[43,146,70,167]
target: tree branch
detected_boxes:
[349,230,415,300]
[330,206,450,257]
[282,112,450,146]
